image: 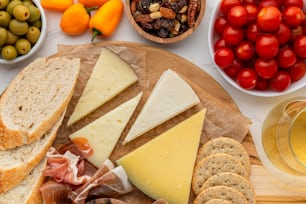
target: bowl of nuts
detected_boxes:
[126,0,205,43]
[0,0,47,64]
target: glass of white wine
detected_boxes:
[277,99,306,174]
[262,97,306,175]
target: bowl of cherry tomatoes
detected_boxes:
[208,0,306,97]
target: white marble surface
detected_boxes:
[1,0,306,186]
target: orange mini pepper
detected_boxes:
[78,0,109,8]
[41,0,74,12]
[60,3,96,35]
[89,0,124,41]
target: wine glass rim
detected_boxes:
[288,108,306,169]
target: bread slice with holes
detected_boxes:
[0,113,64,193]
[0,57,80,150]
[0,158,47,204]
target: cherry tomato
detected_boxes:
[283,6,304,27]
[258,0,280,8]
[236,68,258,89]
[214,16,228,36]
[246,23,260,42]
[257,6,282,32]
[288,59,306,81]
[224,59,244,78]
[291,25,303,41]
[255,58,278,79]
[255,34,279,59]
[276,23,291,44]
[255,77,270,90]
[284,0,303,9]
[214,47,235,68]
[214,38,227,50]
[293,36,306,58]
[270,71,291,91]
[223,25,244,45]
[277,47,297,68]
[221,0,242,16]
[228,6,248,27]
[244,4,258,24]
[235,41,255,61]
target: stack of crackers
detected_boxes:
[192,137,255,204]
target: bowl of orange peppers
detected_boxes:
[41,0,124,41]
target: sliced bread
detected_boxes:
[0,113,64,193]
[0,158,46,204]
[0,57,80,150]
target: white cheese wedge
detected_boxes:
[117,109,206,204]
[123,69,200,144]
[69,92,142,167]
[67,48,138,126]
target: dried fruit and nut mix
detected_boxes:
[131,0,201,38]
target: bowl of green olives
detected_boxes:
[0,0,46,64]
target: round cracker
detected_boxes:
[196,137,250,176]
[192,153,248,195]
[201,172,256,204]
[194,186,248,204]
[205,198,232,204]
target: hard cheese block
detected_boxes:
[117,109,206,204]
[69,92,142,167]
[67,48,138,126]
[123,69,200,144]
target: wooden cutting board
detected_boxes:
[52,41,306,203]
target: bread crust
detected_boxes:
[0,114,64,193]
[25,173,45,204]
[0,57,80,150]
[0,158,47,204]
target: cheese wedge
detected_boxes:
[69,92,142,167]
[67,48,138,126]
[123,69,200,144]
[117,109,206,204]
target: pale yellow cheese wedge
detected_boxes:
[67,48,138,126]
[123,69,200,144]
[69,92,142,167]
[117,109,206,204]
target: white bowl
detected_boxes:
[208,1,306,97]
[0,0,47,64]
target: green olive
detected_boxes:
[23,0,33,7]
[15,38,31,55]
[13,5,30,21]
[1,45,17,60]
[6,30,19,45]
[26,26,40,44]
[6,0,22,16]
[27,5,40,23]
[30,19,41,29]
[0,11,11,28]
[9,19,28,36]
[0,27,8,46]
[0,0,9,9]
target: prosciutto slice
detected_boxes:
[42,147,90,186]
[41,147,133,204]
[70,160,132,204]
[40,180,71,204]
